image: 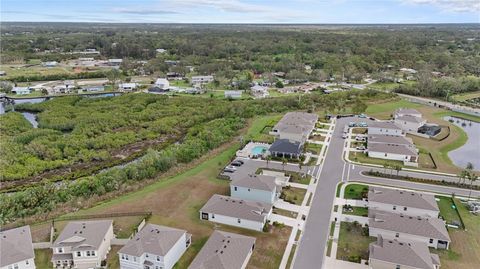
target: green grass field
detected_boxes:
[365,99,421,118]
[343,206,369,217]
[451,91,480,102]
[336,222,375,263]
[436,196,462,226]
[343,184,369,200]
[245,114,282,143]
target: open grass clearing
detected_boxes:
[432,198,480,269]
[336,222,375,263]
[343,184,368,200]
[244,114,281,143]
[281,186,307,205]
[451,91,480,102]
[436,196,462,227]
[34,249,52,269]
[342,206,369,217]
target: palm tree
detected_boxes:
[394,164,402,176]
[282,158,287,171]
[383,162,389,175]
[468,175,478,200]
[458,170,469,185]
[266,155,271,168]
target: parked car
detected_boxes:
[223,167,235,173]
[230,161,243,167]
[356,146,366,151]
[348,122,357,127]
[342,134,349,139]
[225,165,237,171]
[358,114,367,118]
[355,136,366,141]
[234,159,245,165]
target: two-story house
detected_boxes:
[368,121,405,136]
[118,224,191,269]
[230,174,280,204]
[0,226,35,269]
[51,220,114,269]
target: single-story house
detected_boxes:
[369,235,440,269]
[191,75,214,85]
[0,225,35,269]
[268,139,302,159]
[368,121,405,136]
[230,174,280,204]
[154,78,170,89]
[200,194,272,231]
[108,59,123,66]
[42,61,58,67]
[367,135,413,147]
[0,71,6,76]
[368,210,451,249]
[188,230,256,269]
[368,187,439,218]
[11,87,31,95]
[394,115,427,133]
[51,220,114,269]
[156,48,167,54]
[118,224,191,269]
[225,90,242,99]
[367,143,418,165]
[118,83,137,91]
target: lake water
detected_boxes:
[444,116,480,171]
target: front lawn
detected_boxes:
[349,151,404,168]
[336,222,375,263]
[34,249,52,269]
[281,186,307,205]
[305,143,322,155]
[343,184,368,200]
[343,206,369,217]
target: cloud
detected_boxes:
[171,0,272,13]
[401,0,480,12]
[113,7,179,15]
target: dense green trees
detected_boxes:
[394,76,480,98]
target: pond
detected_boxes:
[444,116,480,171]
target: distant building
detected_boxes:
[0,225,36,269]
[0,71,6,76]
[393,108,426,133]
[42,61,58,67]
[250,85,269,99]
[108,59,123,66]
[148,86,169,94]
[268,139,302,159]
[154,78,170,89]
[156,48,167,54]
[118,83,137,91]
[368,121,404,136]
[230,174,280,204]
[188,230,255,269]
[369,236,441,269]
[118,224,191,269]
[199,194,272,231]
[368,210,450,249]
[11,87,31,95]
[51,220,114,269]
[368,187,439,218]
[191,75,214,85]
[82,86,105,92]
[225,90,242,99]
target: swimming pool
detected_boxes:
[251,145,269,155]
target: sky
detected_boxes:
[1,0,479,24]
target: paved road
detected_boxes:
[293,116,479,269]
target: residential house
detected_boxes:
[166,72,183,80]
[118,224,191,269]
[108,59,123,66]
[0,226,35,269]
[268,139,302,159]
[199,194,272,231]
[154,78,170,89]
[368,187,439,218]
[0,71,6,76]
[367,143,418,166]
[367,135,413,147]
[51,220,114,269]
[271,112,318,143]
[119,83,137,92]
[156,49,167,54]
[368,210,451,249]
[188,230,255,269]
[394,116,427,133]
[81,86,104,93]
[11,87,31,95]
[368,121,405,136]
[230,174,280,204]
[250,85,269,99]
[225,90,242,99]
[369,235,440,269]
[42,61,58,67]
[191,76,213,85]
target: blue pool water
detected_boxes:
[252,145,269,155]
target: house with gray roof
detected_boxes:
[367,143,418,166]
[0,225,35,269]
[393,108,427,133]
[268,139,302,159]
[369,210,450,249]
[188,230,255,269]
[118,224,191,269]
[367,135,413,147]
[200,194,272,231]
[230,174,280,204]
[369,235,440,269]
[51,220,114,269]
[368,121,405,136]
[368,187,439,218]
[271,112,318,143]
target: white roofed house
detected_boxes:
[224,90,242,99]
[230,174,280,204]
[154,78,170,90]
[369,236,441,269]
[51,220,114,269]
[11,87,31,95]
[0,226,36,269]
[118,224,191,269]
[199,194,272,232]
[368,187,439,218]
[368,210,451,249]
[250,85,269,99]
[191,75,213,85]
[188,230,256,269]
[108,59,123,66]
[118,83,138,92]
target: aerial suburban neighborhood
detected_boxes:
[0,2,479,269]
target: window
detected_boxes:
[393,206,396,210]
[77,251,81,257]
[212,214,215,219]
[234,186,237,191]
[201,212,209,220]
[133,257,137,262]
[92,251,96,256]
[157,256,160,261]
[403,207,407,211]
[248,188,251,192]
[14,264,18,269]
[396,265,401,269]
[126,255,129,261]
[26,260,29,265]
[86,251,91,257]
[58,248,63,253]
[146,254,149,258]
[395,233,399,238]
[237,218,241,223]
[429,239,434,244]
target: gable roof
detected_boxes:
[367,135,413,146]
[269,139,302,155]
[188,230,255,269]
[368,143,417,156]
[369,121,402,130]
[231,174,278,192]
[273,112,318,138]
[53,220,113,251]
[369,210,450,242]
[368,187,439,212]
[200,194,272,222]
[119,224,186,257]
[369,236,439,269]
[0,226,35,267]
